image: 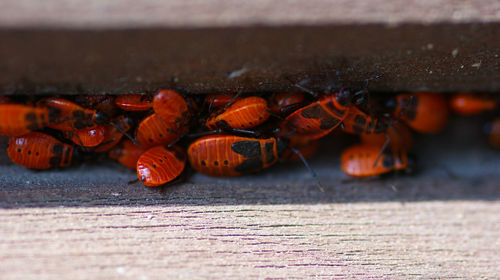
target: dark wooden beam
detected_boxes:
[1,1,499,94]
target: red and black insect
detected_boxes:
[342,106,389,135]
[94,116,133,152]
[62,125,106,147]
[135,113,187,148]
[279,90,354,140]
[136,145,186,187]
[37,98,110,131]
[204,93,238,109]
[0,104,51,136]
[388,91,449,134]
[108,139,148,169]
[7,131,75,169]
[449,93,497,116]
[75,94,117,117]
[187,134,286,177]
[280,134,319,162]
[205,96,271,131]
[360,122,414,150]
[341,143,410,178]
[279,74,383,140]
[115,94,153,111]
[153,89,191,130]
[269,92,306,115]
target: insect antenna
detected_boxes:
[164,129,188,148]
[109,120,141,147]
[207,94,217,113]
[265,110,299,138]
[66,122,92,153]
[289,147,325,192]
[224,90,243,108]
[187,129,225,138]
[372,132,391,168]
[74,131,92,153]
[93,137,118,151]
[211,120,261,137]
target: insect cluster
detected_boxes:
[0,88,498,188]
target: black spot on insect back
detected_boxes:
[353,114,366,134]
[25,112,39,130]
[52,143,63,156]
[319,113,340,130]
[324,98,345,117]
[63,147,72,165]
[301,104,321,119]
[72,110,87,129]
[49,156,61,167]
[231,141,261,158]
[235,158,262,173]
[264,142,275,164]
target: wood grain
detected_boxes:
[1,0,500,28]
[0,202,498,279]
[2,1,500,95]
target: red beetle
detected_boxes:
[136,113,187,148]
[280,90,354,140]
[449,93,497,115]
[279,73,384,140]
[204,93,238,109]
[7,132,74,169]
[153,89,191,130]
[75,94,117,116]
[108,139,148,169]
[360,122,414,150]
[188,134,286,177]
[115,94,153,111]
[136,145,186,187]
[280,134,319,162]
[269,92,305,115]
[389,91,449,134]
[205,96,271,130]
[341,143,409,178]
[342,106,389,135]
[37,98,109,131]
[63,125,106,147]
[94,116,133,152]
[0,104,51,136]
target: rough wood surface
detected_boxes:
[1,0,499,28]
[0,202,499,279]
[2,24,500,95]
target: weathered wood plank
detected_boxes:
[0,202,498,279]
[2,0,499,28]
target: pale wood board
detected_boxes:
[1,0,500,28]
[0,202,499,279]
